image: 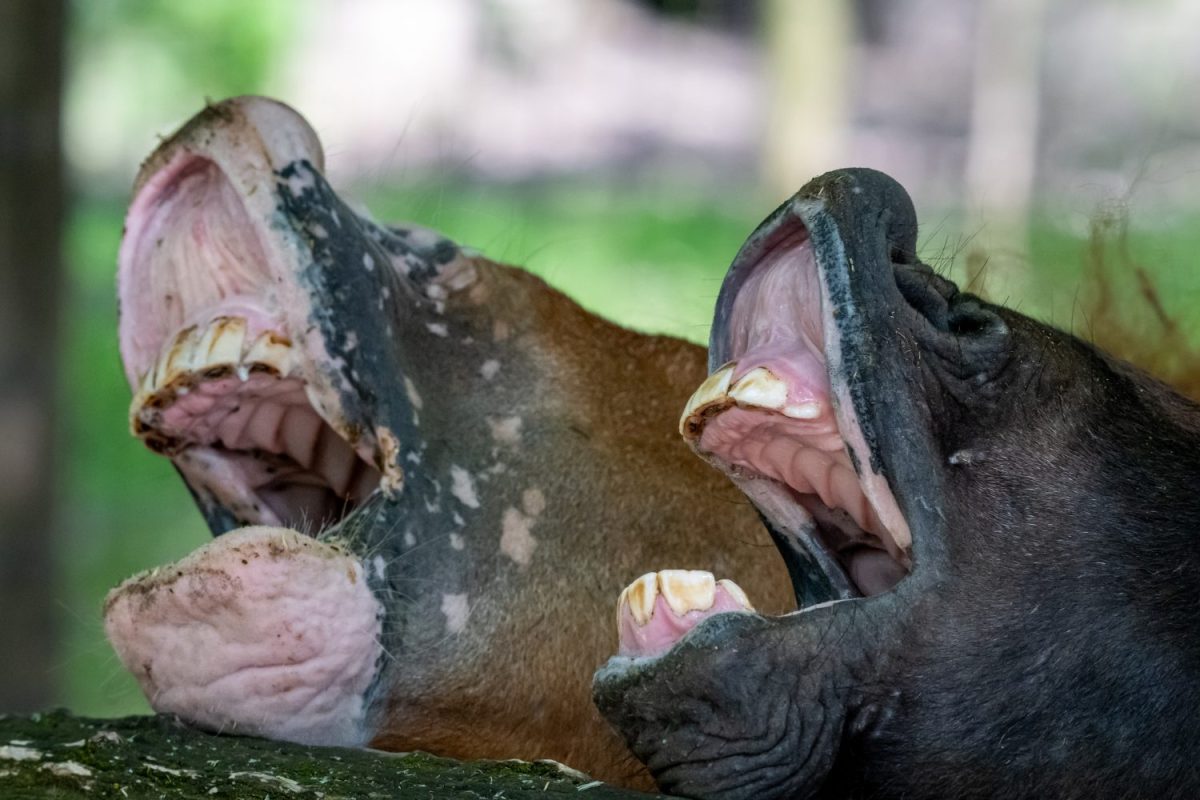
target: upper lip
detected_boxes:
[116,97,406,534]
[683,179,921,606]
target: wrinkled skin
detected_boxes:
[594,168,1200,799]
[105,97,794,788]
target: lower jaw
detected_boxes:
[174,445,379,532]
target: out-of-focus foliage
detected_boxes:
[72,0,289,94]
[66,0,298,185]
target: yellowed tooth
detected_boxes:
[716,578,755,611]
[243,331,294,374]
[150,324,200,391]
[198,316,248,367]
[193,317,228,366]
[679,362,736,437]
[138,366,155,396]
[728,367,788,411]
[620,572,659,627]
[657,569,716,615]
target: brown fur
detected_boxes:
[369,259,794,787]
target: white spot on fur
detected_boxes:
[439,261,477,291]
[501,508,538,567]
[441,593,469,634]
[452,512,465,526]
[480,359,501,380]
[426,284,448,301]
[522,488,546,516]
[449,465,480,509]
[363,253,375,272]
[404,377,423,411]
[285,168,316,197]
[404,531,417,548]
[488,416,523,445]
[449,533,465,550]
[372,555,387,580]
[427,322,449,337]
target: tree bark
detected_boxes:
[0,711,662,799]
[760,0,853,201]
[963,0,1047,294]
[0,0,66,712]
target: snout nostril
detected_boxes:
[947,300,1006,337]
[948,311,988,336]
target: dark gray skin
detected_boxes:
[593,168,1200,799]
[112,97,793,787]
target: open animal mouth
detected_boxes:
[680,214,913,604]
[119,152,385,533]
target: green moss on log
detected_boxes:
[0,711,662,799]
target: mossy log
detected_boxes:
[0,711,662,799]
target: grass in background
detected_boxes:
[56,199,212,717]
[56,181,1200,718]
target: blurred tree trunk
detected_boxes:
[963,0,1046,294]
[761,0,853,201]
[0,0,65,711]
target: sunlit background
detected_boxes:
[3,0,1200,718]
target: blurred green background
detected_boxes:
[6,0,1200,718]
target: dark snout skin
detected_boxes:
[594,169,1200,799]
[121,99,796,788]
